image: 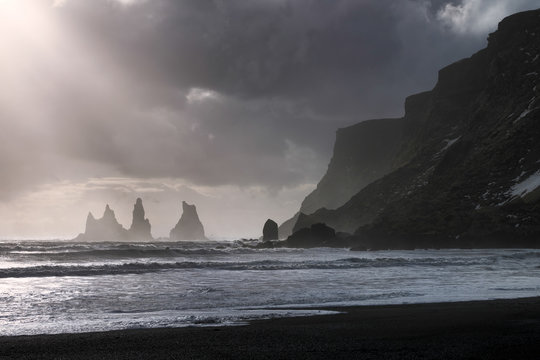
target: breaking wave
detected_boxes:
[0,256,503,279]
[1,241,539,279]
[0,241,269,260]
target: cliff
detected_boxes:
[169,201,207,240]
[279,117,411,238]
[300,118,409,215]
[278,212,299,239]
[294,9,540,248]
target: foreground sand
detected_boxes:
[1,297,540,359]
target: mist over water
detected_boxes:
[1,240,539,336]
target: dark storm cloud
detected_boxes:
[56,0,508,112]
[1,0,539,200]
[57,0,429,114]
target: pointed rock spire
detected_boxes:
[129,198,153,240]
[169,201,207,240]
[103,204,114,218]
[86,211,96,224]
[84,212,97,236]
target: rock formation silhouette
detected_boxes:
[287,10,540,249]
[128,198,153,240]
[75,204,129,241]
[286,223,337,248]
[74,198,154,241]
[262,219,278,241]
[169,201,207,240]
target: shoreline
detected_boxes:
[1,297,540,359]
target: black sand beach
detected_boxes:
[1,297,540,359]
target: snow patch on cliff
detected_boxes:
[510,170,540,197]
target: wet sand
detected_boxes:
[1,297,540,359]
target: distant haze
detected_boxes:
[0,0,538,239]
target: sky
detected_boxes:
[0,0,538,239]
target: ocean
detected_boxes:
[0,240,539,336]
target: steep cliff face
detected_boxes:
[300,118,409,215]
[169,201,207,240]
[281,115,410,238]
[296,10,540,248]
[278,212,299,239]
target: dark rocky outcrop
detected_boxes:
[285,223,351,248]
[75,204,130,241]
[292,10,540,249]
[128,198,153,241]
[169,201,207,240]
[262,219,278,241]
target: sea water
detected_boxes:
[0,240,539,336]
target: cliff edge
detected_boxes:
[294,9,540,249]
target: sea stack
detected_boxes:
[128,198,153,240]
[169,201,207,240]
[262,219,278,241]
[75,204,129,241]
